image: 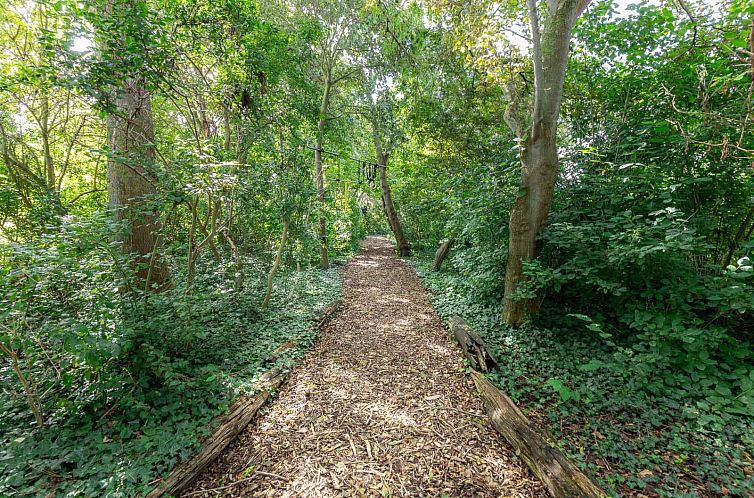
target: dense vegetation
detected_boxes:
[1,0,752,496]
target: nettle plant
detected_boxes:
[514,206,754,419]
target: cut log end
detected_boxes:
[433,238,454,271]
[448,316,499,372]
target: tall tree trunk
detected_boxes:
[107,70,171,291]
[39,93,64,214]
[315,78,331,269]
[222,104,232,154]
[503,122,559,324]
[262,219,289,309]
[502,0,591,325]
[372,122,410,256]
[40,94,54,191]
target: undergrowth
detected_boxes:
[413,258,754,498]
[0,231,342,497]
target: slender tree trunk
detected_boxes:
[223,227,244,292]
[262,219,289,309]
[723,205,754,269]
[222,104,232,154]
[377,155,410,256]
[315,78,331,269]
[107,74,171,291]
[501,0,591,325]
[371,122,410,256]
[39,93,64,214]
[40,94,54,191]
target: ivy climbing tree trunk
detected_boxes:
[502,0,592,325]
[104,0,171,291]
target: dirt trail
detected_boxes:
[187,236,541,497]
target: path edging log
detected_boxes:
[448,316,605,498]
[147,300,342,498]
[448,316,499,372]
[146,369,286,498]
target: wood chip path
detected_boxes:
[186,236,542,497]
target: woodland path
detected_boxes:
[186,237,542,497]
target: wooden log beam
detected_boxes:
[147,301,342,497]
[146,369,286,498]
[314,300,343,329]
[448,316,499,372]
[471,371,606,498]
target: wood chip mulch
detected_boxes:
[184,236,543,497]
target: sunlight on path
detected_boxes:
[187,237,542,497]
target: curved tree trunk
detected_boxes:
[371,125,410,256]
[433,238,454,271]
[378,156,411,256]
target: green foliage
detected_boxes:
[3,0,754,496]
[415,258,754,497]
[0,216,342,496]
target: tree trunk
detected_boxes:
[449,316,499,373]
[502,0,591,325]
[372,124,410,256]
[503,122,559,324]
[39,93,64,214]
[722,204,754,269]
[222,103,232,153]
[315,78,331,269]
[433,238,454,271]
[223,227,244,293]
[262,219,289,309]
[40,94,55,192]
[378,156,411,256]
[107,73,171,291]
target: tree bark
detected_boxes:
[223,227,244,293]
[372,124,410,256]
[315,78,331,269]
[502,0,591,325]
[39,93,64,214]
[433,238,454,271]
[449,316,499,373]
[262,219,289,309]
[471,371,605,497]
[105,12,171,291]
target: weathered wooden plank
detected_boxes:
[471,371,606,498]
[448,316,499,372]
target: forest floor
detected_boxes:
[186,236,542,497]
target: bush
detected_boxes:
[0,214,342,496]
[414,257,754,496]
